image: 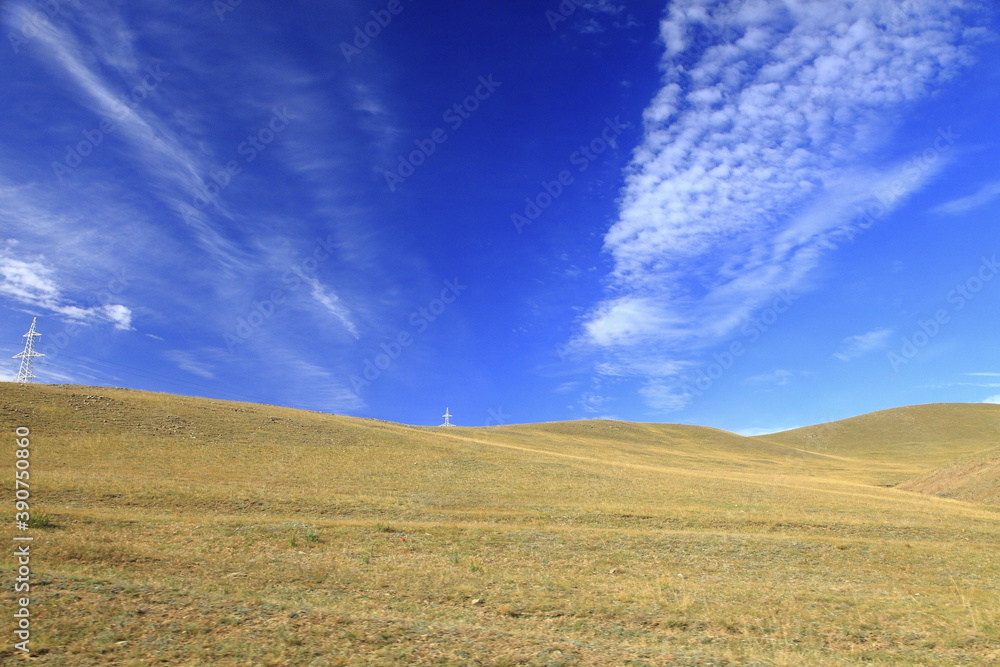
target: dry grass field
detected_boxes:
[1,383,998,665]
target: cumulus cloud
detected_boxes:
[573,0,986,410]
[983,395,1000,405]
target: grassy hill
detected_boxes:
[1,383,998,665]
[897,446,1000,506]
[756,402,1000,465]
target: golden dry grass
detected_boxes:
[897,446,1000,506]
[1,383,998,665]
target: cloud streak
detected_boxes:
[933,180,1000,216]
[834,328,893,362]
[164,350,216,379]
[4,0,246,269]
[302,275,360,340]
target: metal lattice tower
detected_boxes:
[440,407,453,427]
[13,317,43,384]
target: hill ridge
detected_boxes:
[3,383,1000,506]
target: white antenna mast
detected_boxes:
[13,317,44,384]
[440,407,453,427]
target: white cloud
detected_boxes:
[746,369,794,385]
[579,392,614,413]
[0,251,132,330]
[983,395,1000,405]
[572,0,984,409]
[280,355,365,414]
[834,328,893,362]
[164,350,216,380]
[552,0,637,35]
[582,296,684,347]
[933,180,1000,216]
[639,379,698,412]
[301,275,360,340]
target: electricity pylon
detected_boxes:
[13,317,43,384]
[440,407,453,427]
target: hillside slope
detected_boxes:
[754,402,1000,475]
[897,446,1000,506]
[2,383,999,665]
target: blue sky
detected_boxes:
[2,0,999,432]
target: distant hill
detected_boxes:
[4,383,998,502]
[755,402,1000,462]
[754,402,1000,502]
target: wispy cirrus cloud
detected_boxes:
[164,350,216,379]
[3,0,247,270]
[573,0,990,411]
[301,275,360,340]
[1,0,367,357]
[746,369,794,385]
[933,180,1000,216]
[834,328,893,362]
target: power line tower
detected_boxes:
[440,407,454,427]
[13,317,44,384]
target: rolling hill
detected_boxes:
[1,383,998,665]
[756,402,1000,498]
[756,402,1000,465]
[897,446,1000,506]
